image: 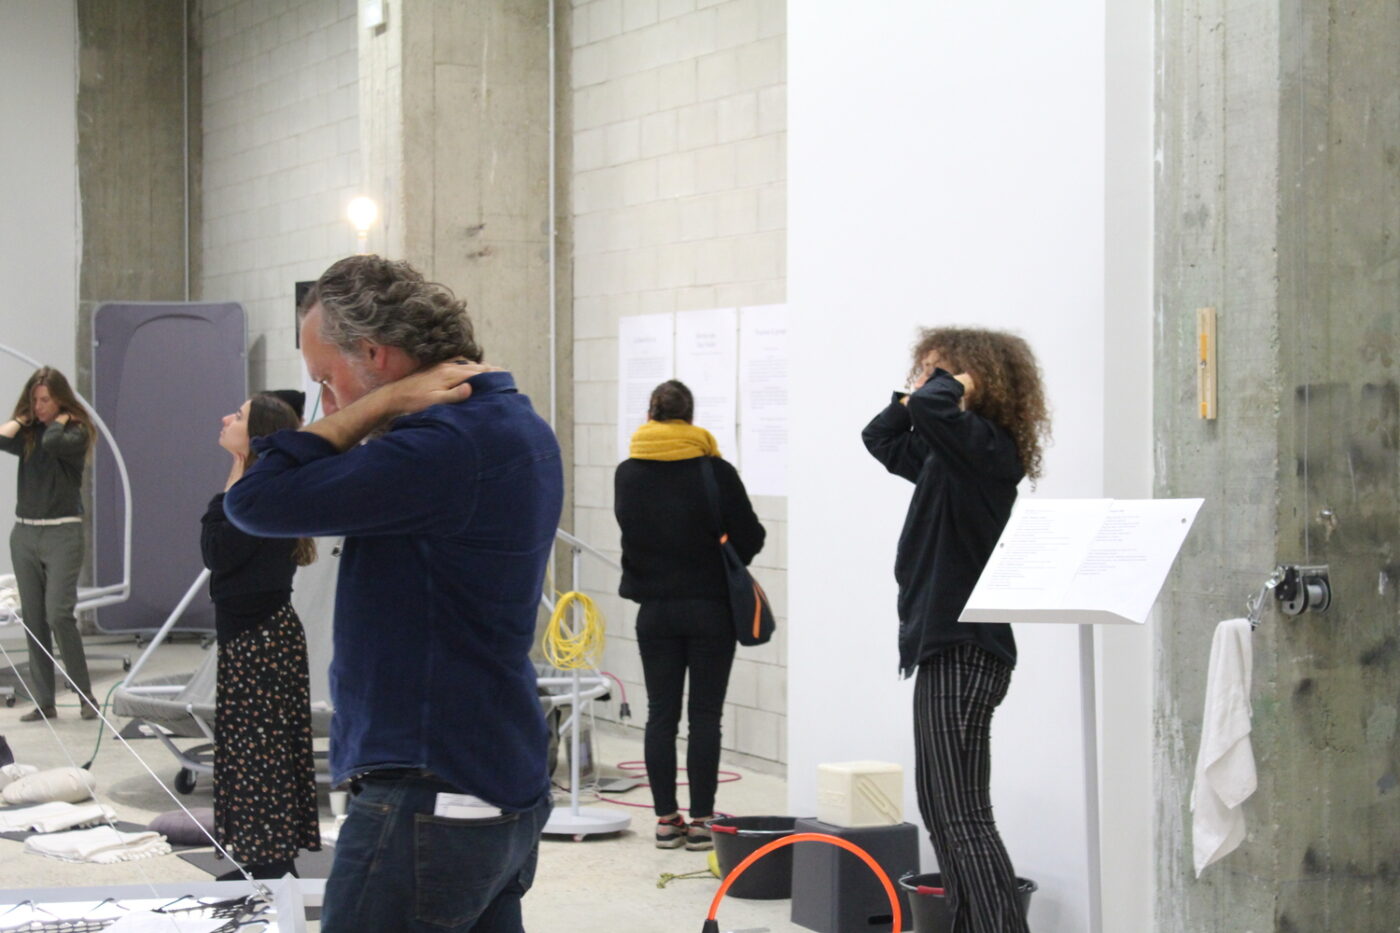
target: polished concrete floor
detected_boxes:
[0,633,811,932]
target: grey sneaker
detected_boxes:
[685,816,716,851]
[655,814,689,849]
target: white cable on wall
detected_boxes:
[547,0,558,430]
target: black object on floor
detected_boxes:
[179,844,336,879]
[899,872,1037,933]
[218,857,296,881]
[598,776,646,794]
[710,815,800,900]
[0,735,13,767]
[790,817,919,932]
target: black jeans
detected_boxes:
[636,597,736,818]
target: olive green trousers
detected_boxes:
[10,522,91,708]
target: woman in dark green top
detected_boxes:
[0,367,97,722]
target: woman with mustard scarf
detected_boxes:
[614,380,765,851]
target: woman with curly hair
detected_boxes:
[0,367,98,722]
[862,327,1051,933]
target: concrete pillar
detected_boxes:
[75,0,198,390]
[73,0,198,603]
[358,0,573,539]
[357,0,571,429]
[1155,2,1400,929]
[76,0,196,309]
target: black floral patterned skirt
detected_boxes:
[214,603,321,865]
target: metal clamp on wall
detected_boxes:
[1246,568,1284,629]
[1274,564,1331,616]
[1246,564,1333,629]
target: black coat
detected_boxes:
[614,456,765,603]
[862,371,1023,676]
[201,493,296,642]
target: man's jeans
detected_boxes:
[321,773,552,933]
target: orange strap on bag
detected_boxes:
[700,460,774,646]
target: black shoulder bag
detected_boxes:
[698,458,775,646]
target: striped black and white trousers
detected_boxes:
[913,643,1029,933]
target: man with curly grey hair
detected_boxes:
[226,254,563,933]
[297,254,484,417]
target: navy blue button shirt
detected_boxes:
[224,371,563,810]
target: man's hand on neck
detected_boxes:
[303,360,499,453]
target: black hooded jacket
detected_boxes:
[861,371,1023,676]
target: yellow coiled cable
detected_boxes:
[543,590,606,670]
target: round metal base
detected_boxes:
[543,805,631,840]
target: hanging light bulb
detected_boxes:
[346,196,379,253]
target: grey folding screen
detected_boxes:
[93,303,247,633]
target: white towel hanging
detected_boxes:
[1191,617,1256,876]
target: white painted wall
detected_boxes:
[788,3,1152,931]
[200,0,360,392]
[0,0,79,571]
[570,0,789,765]
[1100,0,1156,929]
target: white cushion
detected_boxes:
[1,767,97,805]
[0,763,39,792]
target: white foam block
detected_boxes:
[816,761,903,827]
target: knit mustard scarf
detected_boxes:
[628,420,720,461]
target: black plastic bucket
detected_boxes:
[710,816,799,900]
[898,873,1037,932]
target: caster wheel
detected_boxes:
[174,768,197,795]
[4,697,14,708]
[122,658,131,671]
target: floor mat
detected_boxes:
[179,844,336,879]
[0,818,199,846]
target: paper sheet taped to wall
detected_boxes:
[676,308,738,462]
[738,304,787,496]
[617,313,676,460]
[960,498,1203,626]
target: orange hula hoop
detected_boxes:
[704,831,902,931]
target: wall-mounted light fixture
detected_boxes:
[347,196,379,254]
[362,0,387,30]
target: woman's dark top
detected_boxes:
[0,422,88,519]
[862,371,1024,676]
[614,457,765,602]
[201,493,296,643]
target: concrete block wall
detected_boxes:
[570,0,787,766]
[199,0,361,392]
